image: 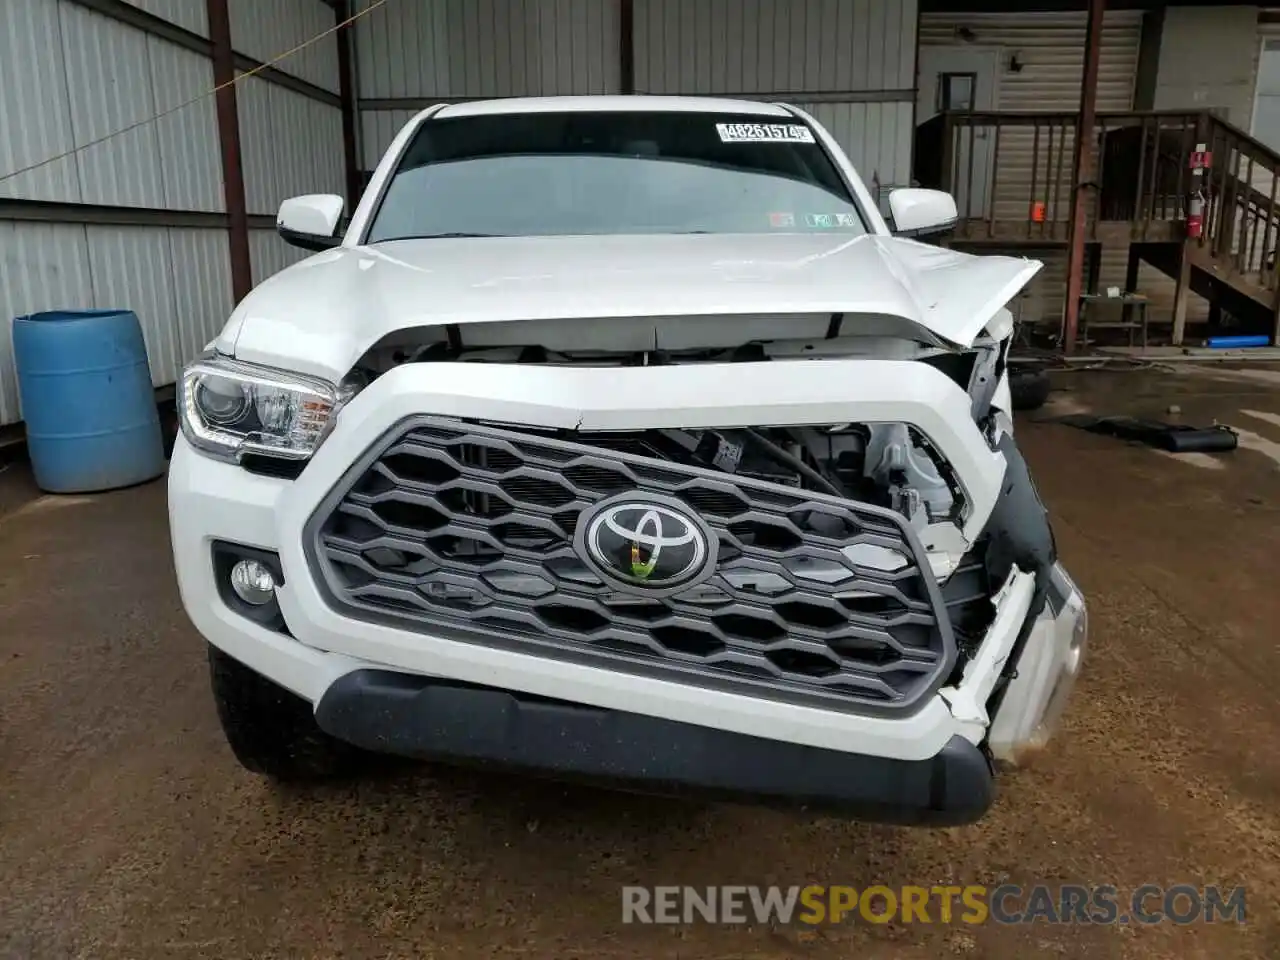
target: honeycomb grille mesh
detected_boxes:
[306,417,957,713]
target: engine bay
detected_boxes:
[348,332,994,544]
[557,423,964,532]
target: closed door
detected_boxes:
[917,48,1000,220]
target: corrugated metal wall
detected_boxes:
[238,77,345,215]
[232,0,344,286]
[920,10,1142,327]
[250,229,313,287]
[1,0,222,205]
[236,67,345,283]
[0,223,92,425]
[355,0,621,99]
[149,40,226,211]
[634,0,915,95]
[1155,6,1258,127]
[1,0,87,202]
[1,0,343,426]
[360,109,419,169]
[634,0,917,194]
[122,0,208,36]
[229,0,339,92]
[920,12,1141,114]
[353,0,917,198]
[793,101,914,198]
[85,226,237,387]
[355,0,623,166]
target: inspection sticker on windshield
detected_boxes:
[805,212,859,228]
[717,123,815,144]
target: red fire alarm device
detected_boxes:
[1190,144,1213,170]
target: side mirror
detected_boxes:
[888,188,958,238]
[277,195,344,252]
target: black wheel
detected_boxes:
[1008,367,1052,412]
[208,645,361,781]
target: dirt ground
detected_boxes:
[2,362,1279,960]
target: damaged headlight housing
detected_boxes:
[179,356,348,463]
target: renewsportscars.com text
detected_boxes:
[621,884,1246,926]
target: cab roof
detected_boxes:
[434,95,796,120]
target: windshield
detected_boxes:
[365,110,868,242]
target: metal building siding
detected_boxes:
[0,222,94,426]
[121,0,208,36]
[0,0,81,202]
[59,2,168,208]
[236,75,276,214]
[249,230,312,286]
[354,0,621,99]
[1253,12,1280,122]
[2,1,224,210]
[229,0,340,93]
[168,228,236,368]
[796,100,914,196]
[238,76,345,215]
[632,1,917,197]
[635,0,916,94]
[85,226,184,386]
[360,109,418,169]
[919,10,1141,221]
[919,12,1141,113]
[148,38,224,212]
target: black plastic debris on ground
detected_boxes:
[1052,415,1239,453]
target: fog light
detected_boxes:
[230,559,277,606]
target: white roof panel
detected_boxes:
[435,95,794,119]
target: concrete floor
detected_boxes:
[2,364,1279,959]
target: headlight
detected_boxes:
[179,356,346,462]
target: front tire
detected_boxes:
[208,645,360,781]
[1008,366,1052,412]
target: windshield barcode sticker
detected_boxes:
[716,123,816,144]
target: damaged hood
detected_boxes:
[223,233,1042,381]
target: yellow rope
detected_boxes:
[0,0,389,185]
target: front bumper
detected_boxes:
[168,358,1087,820]
[316,671,995,825]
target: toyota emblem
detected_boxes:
[575,494,717,593]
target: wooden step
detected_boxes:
[1130,241,1278,343]
[1182,243,1275,311]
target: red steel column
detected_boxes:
[334,0,363,208]
[206,0,253,303]
[1062,0,1105,354]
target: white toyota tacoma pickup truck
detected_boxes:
[169,96,1086,825]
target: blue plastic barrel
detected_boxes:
[13,310,166,493]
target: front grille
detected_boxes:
[305,417,958,714]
